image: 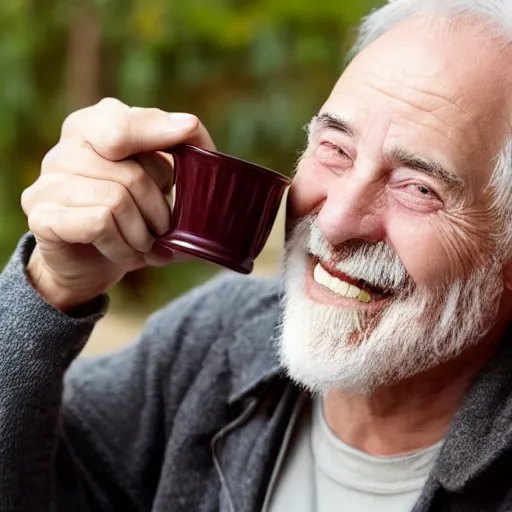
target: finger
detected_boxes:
[133,151,174,195]
[64,176,155,254]
[148,239,195,267]
[29,175,155,254]
[144,242,176,267]
[63,98,216,161]
[144,249,194,267]
[28,204,145,265]
[38,146,172,235]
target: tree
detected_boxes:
[0,0,385,309]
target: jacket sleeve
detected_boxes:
[0,235,238,512]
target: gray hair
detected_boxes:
[350,0,512,257]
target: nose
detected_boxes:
[316,168,387,246]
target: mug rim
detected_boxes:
[176,144,291,184]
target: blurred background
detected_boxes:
[0,0,385,353]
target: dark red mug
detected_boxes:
[155,144,291,274]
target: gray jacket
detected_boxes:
[1,234,512,512]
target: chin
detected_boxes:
[279,241,381,394]
[279,228,504,395]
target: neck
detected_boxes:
[323,334,504,457]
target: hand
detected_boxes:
[21,98,215,311]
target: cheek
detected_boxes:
[387,209,493,285]
[287,156,334,222]
[386,216,447,286]
[432,209,497,275]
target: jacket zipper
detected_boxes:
[211,397,260,512]
[260,394,305,512]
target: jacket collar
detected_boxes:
[227,277,284,404]
[434,325,512,491]
[227,277,512,491]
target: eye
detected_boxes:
[390,182,444,214]
[319,141,349,156]
[416,185,434,196]
[389,169,445,213]
[334,146,350,158]
[399,183,439,199]
[315,141,352,171]
[412,184,441,201]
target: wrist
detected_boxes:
[26,249,96,313]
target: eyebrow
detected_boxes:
[308,112,465,194]
[308,112,357,138]
[389,147,465,192]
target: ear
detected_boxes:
[504,261,512,291]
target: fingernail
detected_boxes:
[168,113,198,131]
[146,241,175,267]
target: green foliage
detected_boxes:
[0,0,385,310]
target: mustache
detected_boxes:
[306,220,412,292]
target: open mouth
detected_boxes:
[311,259,393,304]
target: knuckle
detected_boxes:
[187,114,200,128]
[20,186,33,213]
[96,97,126,110]
[127,105,144,118]
[125,165,149,190]
[20,175,59,213]
[61,109,84,135]
[106,184,130,213]
[27,212,39,233]
[61,113,75,135]
[90,206,113,237]
[27,205,49,234]
[97,122,130,160]
[40,144,61,171]
[84,99,130,160]
[129,106,162,120]
[178,113,200,132]
[34,173,66,197]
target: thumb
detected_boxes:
[84,103,215,161]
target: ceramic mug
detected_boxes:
[155,144,291,274]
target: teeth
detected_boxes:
[346,285,360,299]
[313,263,372,303]
[337,280,350,296]
[357,290,372,303]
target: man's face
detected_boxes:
[279,16,512,393]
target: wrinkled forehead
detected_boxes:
[323,14,512,193]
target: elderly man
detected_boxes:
[3,0,512,510]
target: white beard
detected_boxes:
[278,217,504,395]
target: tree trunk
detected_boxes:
[66,2,101,110]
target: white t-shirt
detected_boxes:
[267,397,442,512]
